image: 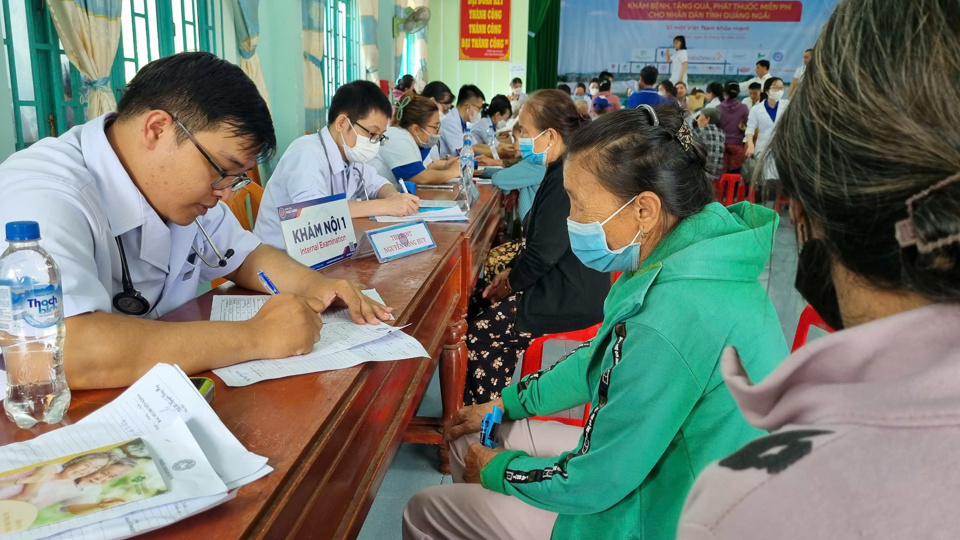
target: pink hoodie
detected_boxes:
[677,303,960,540]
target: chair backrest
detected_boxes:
[520,323,603,427]
[225,181,264,232]
[716,173,754,206]
[791,304,835,352]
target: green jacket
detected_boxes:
[481,202,789,540]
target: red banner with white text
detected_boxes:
[619,1,803,22]
[460,0,511,60]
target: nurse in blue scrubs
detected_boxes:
[371,92,461,187]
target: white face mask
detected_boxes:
[413,126,441,149]
[768,89,785,102]
[510,86,522,95]
[468,106,482,124]
[589,86,599,96]
[341,122,380,163]
[437,105,448,123]
[496,119,508,130]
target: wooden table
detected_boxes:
[0,185,503,539]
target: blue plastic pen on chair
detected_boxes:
[257,270,280,295]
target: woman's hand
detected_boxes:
[428,157,457,170]
[482,271,512,303]
[478,155,503,168]
[744,143,756,159]
[443,398,504,443]
[383,193,421,216]
[463,443,503,483]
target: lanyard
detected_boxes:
[318,131,370,201]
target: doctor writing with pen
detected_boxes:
[0,52,391,390]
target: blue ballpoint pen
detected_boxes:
[257,270,280,295]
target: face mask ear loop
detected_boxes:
[600,196,639,227]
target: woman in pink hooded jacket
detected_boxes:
[677,0,960,538]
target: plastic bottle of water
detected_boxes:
[460,129,475,183]
[486,124,500,160]
[0,222,70,428]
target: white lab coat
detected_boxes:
[0,114,261,319]
[370,126,432,188]
[438,107,465,158]
[746,99,790,179]
[255,129,389,250]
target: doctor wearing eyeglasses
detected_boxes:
[255,80,421,250]
[0,52,392,390]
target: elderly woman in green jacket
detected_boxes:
[403,104,788,540]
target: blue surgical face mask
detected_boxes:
[518,129,549,166]
[567,196,643,273]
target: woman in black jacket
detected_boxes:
[465,89,610,405]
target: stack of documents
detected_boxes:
[0,364,269,539]
[209,290,430,387]
[374,200,469,223]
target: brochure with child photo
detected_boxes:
[0,438,168,534]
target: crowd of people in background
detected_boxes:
[0,1,950,538]
[538,37,815,198]
[387,4,960,538]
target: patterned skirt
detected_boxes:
[724,143,745,173]
[464,290,536,406]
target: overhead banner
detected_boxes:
[559,0,839,88]
[460,0,511,60]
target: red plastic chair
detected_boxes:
[715,174,755,206]
[520,323,602,427]
[517,272,621,426]
[774,190,789,213]
[791,304,835,352]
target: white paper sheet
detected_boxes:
[374,206,468,223]
[210,289,391,324]
[0,418,226,540]
[212,330,430,387]
[78,364,268,488]
[50,365,270,538]
[418,200,459,209]
[309,322,405,357]
[50,491,234,540]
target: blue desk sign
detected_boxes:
[352,220,436,263]
[278,193,356,270]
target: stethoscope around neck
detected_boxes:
[112,219,234,316]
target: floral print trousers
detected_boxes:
[464,290,536,406]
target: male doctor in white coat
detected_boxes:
[0,52,390,389]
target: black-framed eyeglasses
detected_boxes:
[168,113,252,192]
[352,120,389,146]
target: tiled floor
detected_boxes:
[358,214,806,540]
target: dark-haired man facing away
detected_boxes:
[255,80,420,250]
[0,52,391,390]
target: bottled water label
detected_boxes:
[0,283,63,334]
[0,285,11,334]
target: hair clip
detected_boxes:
[675,122,693,151]
[637,104,659,127]
[895,171,960,254]
[395,95,411,121]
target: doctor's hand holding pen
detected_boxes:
[248,293,326,358]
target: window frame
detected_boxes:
[1,0,86,150]
[322,0,362,110]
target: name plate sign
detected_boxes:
[354,220,436,263]
[279,193,356,269]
